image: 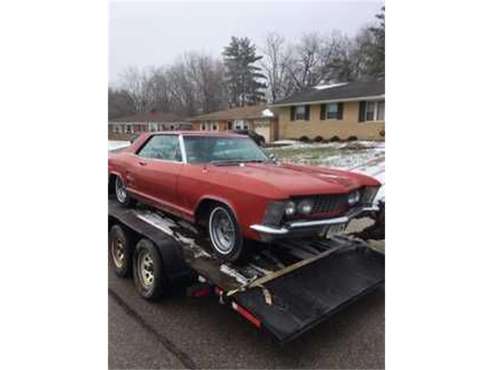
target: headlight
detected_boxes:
[347,190,360,206]
[297,199,314,215]
[262,201,286,225]
[361,186,380,203]
[284,201,296,216]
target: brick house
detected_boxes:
[108,111,192,140]
[189,105,279,142]
[269,80,385,141]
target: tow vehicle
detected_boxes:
[108,198,384,344]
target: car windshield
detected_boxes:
[183,135,268,164]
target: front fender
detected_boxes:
[194,193,270,241]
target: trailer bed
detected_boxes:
[108,199,384,343]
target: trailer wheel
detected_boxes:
[109,224,132,278]
[133,238,166,300]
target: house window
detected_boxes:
[326,103,338,119]
[290,105,310,121]
[365,102,376,121]
[234,119,249,130]
[126,125,132,133]
[295,106,306,120]
[377,101,385,121]
[360,100,385,122]
[212,124,218,131]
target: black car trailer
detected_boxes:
[108,199,385,344]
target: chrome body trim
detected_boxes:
[178,134,188,164]
[249,225,290,235]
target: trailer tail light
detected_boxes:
[232,301,261,329]
[191,287,211,298]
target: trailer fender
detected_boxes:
[154,237,192,285]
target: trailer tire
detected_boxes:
[109,224,132,278]
[133,238,166,301]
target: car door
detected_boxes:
[132,134,184,209]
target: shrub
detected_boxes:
[347,136,358,141]
[299,136,310,142]
[329,135,341,142]
[314,135,324,142]
[379,129,385,137]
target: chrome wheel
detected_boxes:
[115,176,127,203]
[137,250,154,289]
[111,238,125,269]
[209,207,236,255]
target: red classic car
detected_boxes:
[108,132,381,261]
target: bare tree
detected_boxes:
[118,66,156,113]
[260,32,294,103]
[284,33,326,90]
[145,67,172,112]
[108,87,136,119]
[185,53,226,113]
[319,31,363,82]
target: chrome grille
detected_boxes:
[310,194,348,215]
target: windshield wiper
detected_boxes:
[242,159,268,163]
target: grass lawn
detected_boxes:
[264,141,385,169]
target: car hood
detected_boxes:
[208,162,380,198]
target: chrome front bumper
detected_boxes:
[250,205,379,236]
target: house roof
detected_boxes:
[271,80,385,107]
[189,105,275,122]
[111,112,184,123]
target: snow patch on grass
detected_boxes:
[108,141,130,151]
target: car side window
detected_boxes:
[137,135,182,161]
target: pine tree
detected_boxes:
[366,6,385,78]
[223,37,267,107]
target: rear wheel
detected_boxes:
[133,238,166,300]
[208,205,245,262]
[114,175,134,207]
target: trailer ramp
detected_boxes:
[232,241,384,343]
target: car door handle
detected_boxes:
[138,161,147,166]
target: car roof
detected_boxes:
[149,130,247,137]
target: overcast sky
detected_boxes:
[109,1,382,86]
